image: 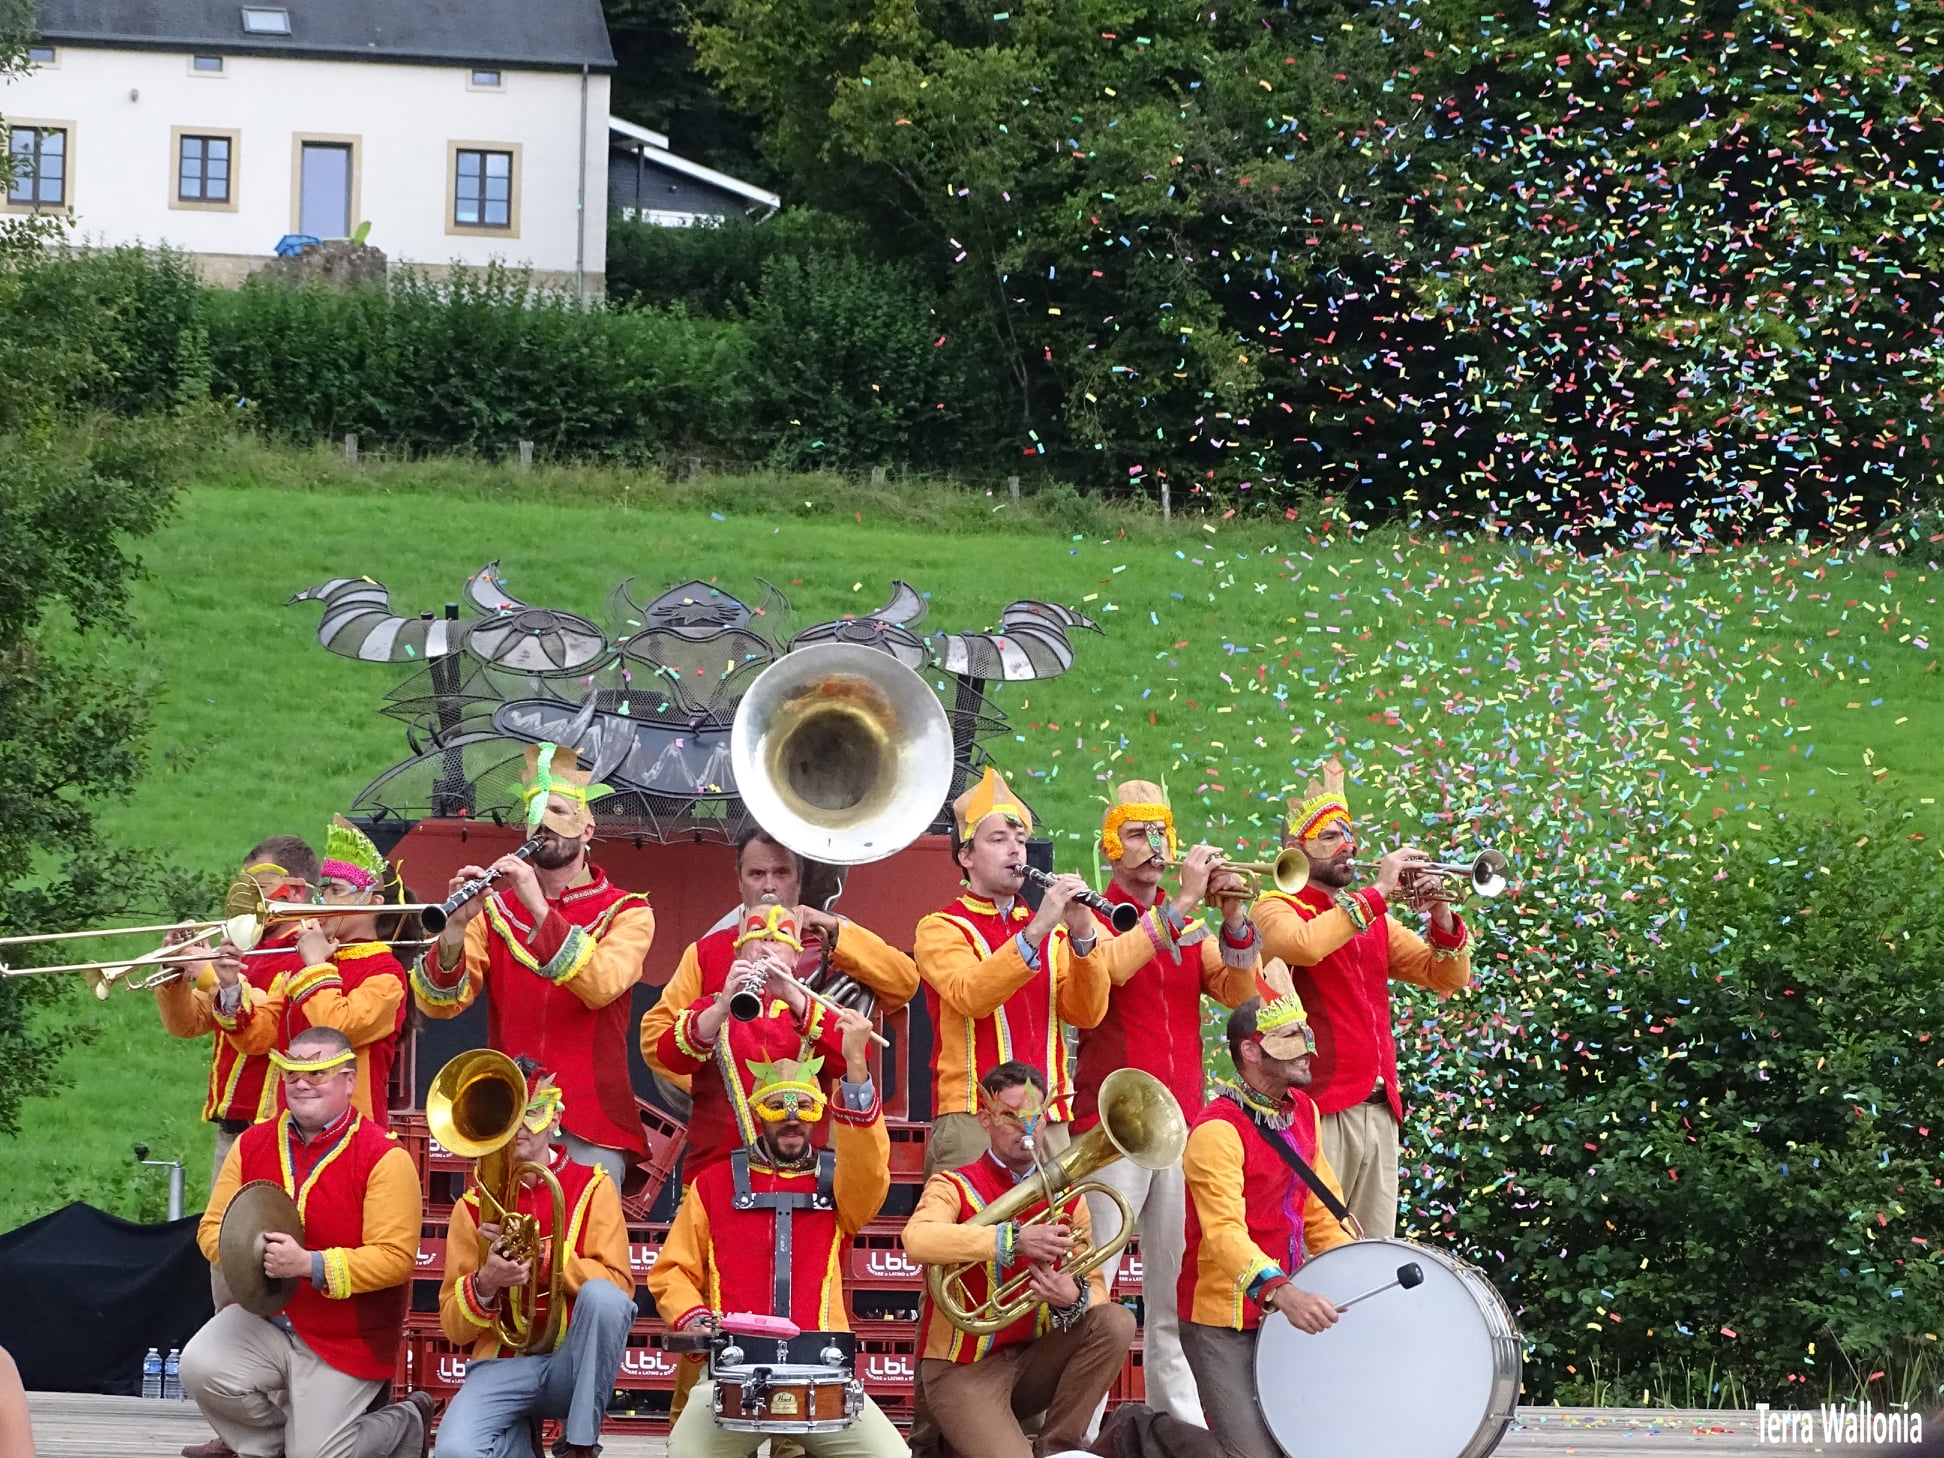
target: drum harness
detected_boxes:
[728,1145,837,1413]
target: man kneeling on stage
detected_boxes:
[435,1061,636,1458]
[647,1006,906,1457]
[182,1027,431,1458]
[903,1062,1135,1458]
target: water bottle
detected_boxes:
[140,1347,162,1400]
[162,1348,182,1400]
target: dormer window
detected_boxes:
[239,7,290,34]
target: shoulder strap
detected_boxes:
[1242,1110,1355,1230]
[814,1149,835,1211]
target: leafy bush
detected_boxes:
[1412,796,1944,1405]
[606,207,869,313]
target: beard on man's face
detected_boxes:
[531,833,584,870]
[1305,848,1355,888]
[761,1122,812,1165]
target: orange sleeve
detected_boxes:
[410,917,488,1020]
[214,976,287,1057]
[640,940,703,1092]
[900,1175,1001,1267]
[300,966,405,1047]
[643,1190,712,1330]
[1182,1120,1283,1300]
[557,903,655,1011]
[156,964,218,1039]
[830,1095,891,1235]
[566,1170,636,1299]
[914,914,1036,1021]
[323,1146,422,1298]
[1092,913,1164,987]
[438,1194,494,1346]
[1249,892,1362,968]
[1056,934,1110,1031]
[1198,932,1260,1008]
[1384,914,1473,997]
[196,1136,245,1264]
[828,920,919,1014]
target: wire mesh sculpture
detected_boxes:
[289,564,1099,844]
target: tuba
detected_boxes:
[426,1049,569,1356]
[729,641,955,867]
[926,1069,1187,1337]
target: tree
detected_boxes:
[1405,795,1944,1403]
[0,13,204,1134]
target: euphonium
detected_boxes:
[925,1069,1187,1337]
[426,1049,569,1356]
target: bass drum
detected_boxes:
[1254,1238,1521,1458]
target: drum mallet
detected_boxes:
[1334,1262,1425,1312]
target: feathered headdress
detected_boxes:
[1249,958,1313,1059]
[1286,756,1350,842]
[521,1065,565,1133]
[747,1053,828,1123]
[321,814,391,893]
[518,742,611,836]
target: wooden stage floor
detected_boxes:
[25,1392,1777,1456]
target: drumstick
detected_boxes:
[1334,1262,1425,1312]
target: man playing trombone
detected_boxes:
[412,743,656,1184]
[1248,758,1473,1239]
[435,1060,636,1458]
[1072,781,1261,1426]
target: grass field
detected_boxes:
[4,441,1938,1231]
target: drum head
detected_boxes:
[1255,1240,1504,1458]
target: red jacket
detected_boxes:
[1070,883,1259,1133]
[652,926,849,1185]
[1251,887,1471,1119]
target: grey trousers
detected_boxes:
[1177,1321,1281,1458]
[433,1277,636,1458]
[180,1304,422,1458]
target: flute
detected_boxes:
[424,835,545,933]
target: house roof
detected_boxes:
[35,0,615,71]
[608,118,780,212]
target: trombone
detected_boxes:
[0,876,448,995]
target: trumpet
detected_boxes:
[1149,846,1311,899]
[926,1068,1186,1335]
[1271,848,1510,899]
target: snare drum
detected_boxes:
[709,1329,863,1435]
[1253,1237,1521,1458]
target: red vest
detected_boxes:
[1257,888,1403,1120]
[1072,883,1210,1132]
[206,931,309,1124]
[478,869,648,1155]
[235,1111,409,1378]
[924,895,1081,1120]
[458,1151,609,1357]
[1177,1089,1325,1333]
[919,1155,1089,1363]
[271,944,408,1132]
[689,1149,850,1332]
[657,928,845,1185]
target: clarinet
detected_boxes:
[1013,864,1142,934]
[422,836,545,934]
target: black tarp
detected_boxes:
[0,1202,212,1393]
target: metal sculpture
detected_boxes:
[288,565,1099,843]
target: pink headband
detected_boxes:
[319,859,379,890]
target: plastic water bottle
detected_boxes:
[162,1348,182,1400]
[141,1347,163,1400]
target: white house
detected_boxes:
[4,0,616,289]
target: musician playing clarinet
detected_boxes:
[1094,965,1351,1458]
[1249,757,1472,1239]
[912,767,1109,1179]
[646,1007,907,1458]
[411,743,656,1185]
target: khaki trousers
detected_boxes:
[922,1112,1070,1180]
[1317,1099,1399,1240]
[665,1386,907,1458]
[1083,1158,1199,1424]
[180,1305,421,1458]
[920,1302,1135,1458]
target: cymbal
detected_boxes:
[219,1180,305,1318]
